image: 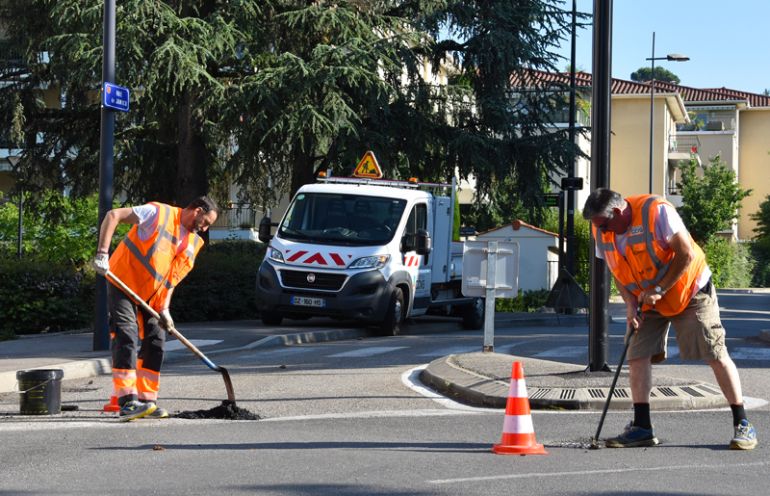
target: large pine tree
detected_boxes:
[2,0,576,225]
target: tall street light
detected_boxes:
[647,32,689,194]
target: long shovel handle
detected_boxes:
[104,270,236,402]
[591,333,632,445]
[591,304,642,447]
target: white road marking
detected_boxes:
[165,339,221,352]
[418,346,479,357]
[534,346,585,358]
[328,346,406,358]
[401,365,497,413]
[730,347,770,360]
[262,409,481,422]
[428,461,770,484]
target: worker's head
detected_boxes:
[182,196,219,233]
[582,188,629,234]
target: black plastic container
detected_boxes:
[17,369,64,415]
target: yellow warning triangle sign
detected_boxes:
[352,151,383,179]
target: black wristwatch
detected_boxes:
[654,285,665,295]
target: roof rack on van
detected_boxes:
[316,176,453,190]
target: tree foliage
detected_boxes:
[750,195,770,286]
[630,66,681,84]
[0,191,129,265]
[677,156,751,244]
[2,0,578,224]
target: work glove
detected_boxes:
[93,252,110,276]
[160,308,174,330]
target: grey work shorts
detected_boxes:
[625,281,728,363]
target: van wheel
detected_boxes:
[461,298,485,330]
[379,288,404,336]
[261,311,283,326]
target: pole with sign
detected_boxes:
[94,0,116,352]
[462,241,519,352]
[103,82,130,112]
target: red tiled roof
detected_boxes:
[511,70,770,107]
[477,219,558,238]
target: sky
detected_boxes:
[556,0,770,95]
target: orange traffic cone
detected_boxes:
[492,361,547,455]
[103,392,120,413]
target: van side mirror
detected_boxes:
[258,216,273,243]
[415,229,432,255]
[400,234,414,253]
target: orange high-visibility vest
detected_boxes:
[593,195,706,316]
[109,203,203,311]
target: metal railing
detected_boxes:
[211,203,260,229]
[668,134,700,155]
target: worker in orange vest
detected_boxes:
[583,188,756,450]
[93,196,219,421]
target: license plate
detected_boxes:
[290,296,325,308]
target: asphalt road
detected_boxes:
[1,290,768,495]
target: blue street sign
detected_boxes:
[102,82,130,112]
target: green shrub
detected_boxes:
[0,257,96,337]
[0,240,266,339]
[702,238,754,288]
[171,240,265,322]
[495,289,551,312]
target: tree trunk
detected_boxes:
[175,90,209,206]
[289,147,317,198]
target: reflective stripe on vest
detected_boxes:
[121,205,175,289]
[109,203,203,310]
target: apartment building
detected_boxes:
[524,71,770,241]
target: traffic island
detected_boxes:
[420,352,728,411]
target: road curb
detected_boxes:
[421,354,729,411]
[0,358,112,395]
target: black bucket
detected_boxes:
[17,369,64,415]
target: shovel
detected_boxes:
[105,270,236,404]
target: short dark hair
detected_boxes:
[582,188,623,220]
[186,196,219,214]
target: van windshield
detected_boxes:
[279,193,407,246]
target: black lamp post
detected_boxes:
[647,32,689,194]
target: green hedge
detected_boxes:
[0,240,266,340]
[170,240,265,322]
[0,257,96,337]
[703,238,754,288]
[495,289,551,312]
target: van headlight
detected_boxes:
[268,247,285,263]
[349,255,390,269]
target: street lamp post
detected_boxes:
[647,32,689,194]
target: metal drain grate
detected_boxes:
[587,388,605,399]
[560,389,576,400]
[657,387,678,397]
[611,388,629,398]
[680,386,705,397]
[698,384,721,395]
[530,388,552,399]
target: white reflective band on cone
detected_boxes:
[508,380,528,398]
[502,414,535,434]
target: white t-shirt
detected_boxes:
[595,203,711,290]
[132,204,189,255]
